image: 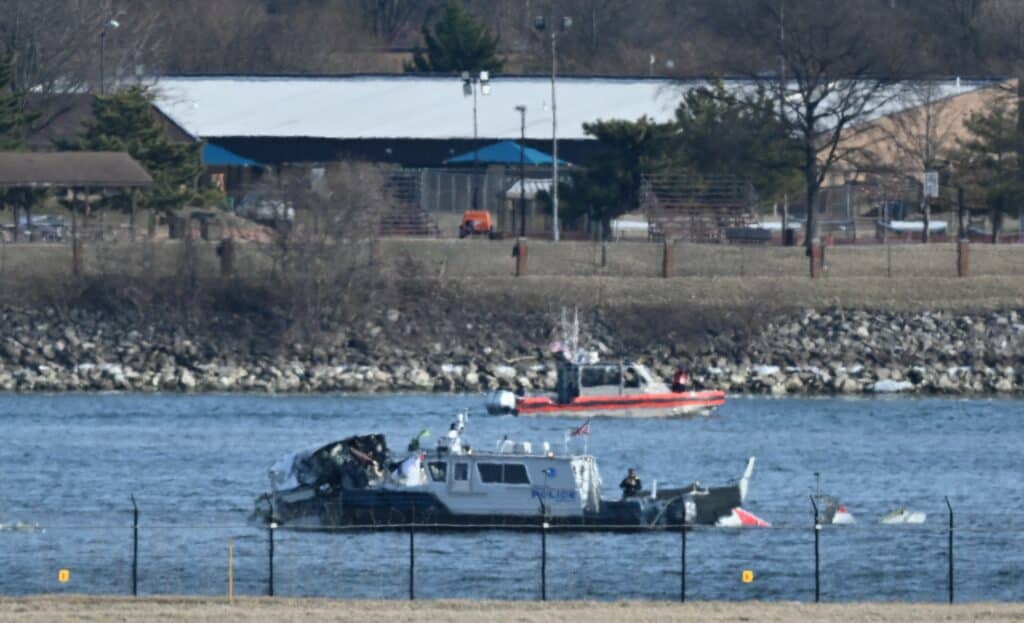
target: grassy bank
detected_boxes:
[1,596,1021,623]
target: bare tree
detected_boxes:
[725,0,907,277]
[259,163,391,337]
[0,0,159,95]
[853,82,967,241]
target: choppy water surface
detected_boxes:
[0,393,1021,601]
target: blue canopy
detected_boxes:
[202,143,262,167]
[445,140,568,166]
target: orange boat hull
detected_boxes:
[515,390,726,418]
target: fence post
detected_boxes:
[267,519,276,597]
[945,496,954,604]
[810,495,821,603]
[515,238,528,277]
[131,495,139,597]
[409,505,416,601]
[662,239,674,278]
[957,241,969,277]
[680,518,687,603]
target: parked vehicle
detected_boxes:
[458,210,498,239]
[17,214,66,242]
[235,192,295,225]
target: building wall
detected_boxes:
[825,81,1013,186]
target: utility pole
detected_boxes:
[535,15,572,241]
[99,19,120,94]
[462,71,491,211]
[516,105,527,237]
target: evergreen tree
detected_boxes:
[405,1,503,73]
[955,98,1023,243]
[76,86,206,215]
[0,52,35,149]
[0,51,42,241]
[671,80,801,203]
[560,117,671,239]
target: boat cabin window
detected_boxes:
[428,461,447,482]
[504,464,530,484]
[580,364,621,388]
[478,463,502,483]
[453,462,469,481]
[477,462,531,485]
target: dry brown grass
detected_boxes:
[1,596,1021,623]
[2,239,1023,315]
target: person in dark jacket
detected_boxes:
[620,468,642,498]
[671,363,689,392]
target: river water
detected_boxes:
[0,393,1021,602]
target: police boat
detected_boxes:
[252,412,764,530]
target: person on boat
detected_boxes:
[671,363,689,392]
[620,468,642,498]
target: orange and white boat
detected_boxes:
[486,310,726,418]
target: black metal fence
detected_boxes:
[3,498,1022,603]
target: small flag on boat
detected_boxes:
[570,419,591,437]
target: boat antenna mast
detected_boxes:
[557,306,582,362]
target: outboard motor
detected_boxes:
[485,390,517,415]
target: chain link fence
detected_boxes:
[3,503,1021,602]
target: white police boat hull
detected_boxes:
[253,416,760,531]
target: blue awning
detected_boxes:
[445,140,568,166]
[202,143,262,167]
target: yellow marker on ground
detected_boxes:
[58,569,70,583]
[741,569,754,583]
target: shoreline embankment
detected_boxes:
[2,302,1022,396]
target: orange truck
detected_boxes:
[458,210,499,239]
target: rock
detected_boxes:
[407,368,433,389]
[869,379,915,393]
[179,369,196,390]
[838,378,861,394]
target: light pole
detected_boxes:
[535,15,571,241]
[515,105,527,237]
[462,70,490,210]
[99,19,120,94]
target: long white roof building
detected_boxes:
[153,74,998,143]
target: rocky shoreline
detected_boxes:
[1,306,1022,396]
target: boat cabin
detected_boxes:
[555,361,668,403]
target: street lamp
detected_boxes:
[100,18,120,94]
[462,70,490,210]
[534,15,571,241]
[515,105,527,237]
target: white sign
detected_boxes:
[924,171,939,198]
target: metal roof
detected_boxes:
[445,140,567,165]
[0,151,154,187]
[153,75,685,141]
[151,75,997,143]
[202,142,262,167]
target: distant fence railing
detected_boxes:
[2,236,1024,285]
[3,499,1022,602]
